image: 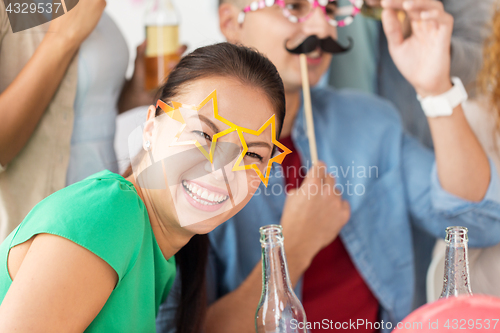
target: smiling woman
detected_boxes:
[0,42,286,333]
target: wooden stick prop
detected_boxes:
[299,53,319,166]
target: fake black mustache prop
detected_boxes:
[285,35,353,55]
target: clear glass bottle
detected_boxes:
[144,0,180,91]
[439,226,473,298]
[256,225,307,333]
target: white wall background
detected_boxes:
[106,0,225,77]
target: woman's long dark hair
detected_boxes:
[126,42,285,333]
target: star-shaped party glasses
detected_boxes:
[156,90,292,186]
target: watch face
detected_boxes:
[422,97,453,117]
[421,77,468,118]
[434,98,453,117]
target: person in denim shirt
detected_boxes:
[157,0,500,331]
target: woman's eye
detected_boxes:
[246,151,263,162]
[193,130,212,142]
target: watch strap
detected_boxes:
[417,77,468,118]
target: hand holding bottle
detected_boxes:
[280,162,351,272]
[144,0,180,90]
[118,41,187,113]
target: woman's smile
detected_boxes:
[181,179,230,212]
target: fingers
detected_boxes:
[382,8,404,48]
[177,44,188,56]
[300,161,341,197]
[404,0,452,25]
[135,41,147,63]
[364,0,382,7]
[382,0,452,24]
[305,162,332,187]
[381,0,443,12]
[382,0,452,46]
[402,0,443,12]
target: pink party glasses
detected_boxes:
[239,0,363,27]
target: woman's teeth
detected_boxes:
[182,180,229,206]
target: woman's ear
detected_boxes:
[142,105,156,151]
[219,3,242,43]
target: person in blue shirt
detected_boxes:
[329,0,495,309]
[157,0,500,331]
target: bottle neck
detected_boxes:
[260,226,293,293]
[146,0,178,26]
[156,0,175,11]
[440,226,472,297]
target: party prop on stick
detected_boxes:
[299,53,319,165]
[286,35,353,165]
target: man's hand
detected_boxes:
[381,0,453,97]
[205,162,350,333]
[281,162,351,272]
[382,0,491,202]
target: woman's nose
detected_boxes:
[204,158,235,182]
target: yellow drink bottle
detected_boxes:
[144,0,180,91]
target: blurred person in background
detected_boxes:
[0,0,105,241]
[0,0,168,242]
[431,3,500,298]
[328,0,495,308]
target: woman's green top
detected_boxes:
[0,170,176,332]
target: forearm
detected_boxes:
[428,105,490,202]
[0,34,78,165]
[204,264,261,333]
[205,252,310,333]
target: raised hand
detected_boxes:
[381,0,453,97]
[280,162,351,269]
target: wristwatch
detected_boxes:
[417,77,468,118]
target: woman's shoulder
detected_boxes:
[29,170,144,222]
[15,170,149,281]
